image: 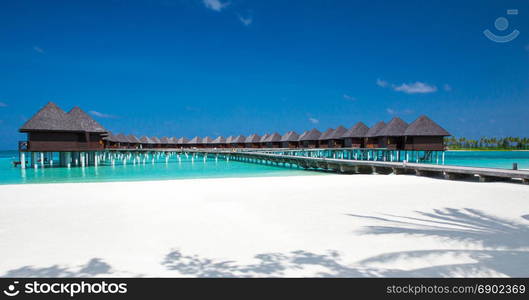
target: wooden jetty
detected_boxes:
[188,149,529,184]
[14,102,529,185]
[98,148,529,184]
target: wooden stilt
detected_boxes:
[20,152,26,169]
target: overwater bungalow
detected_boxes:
[103,133,119,149]
[364,121,386,148]
[160,137,171,148]
[167,137,178,148]
[265,132,282,148]
[139,136,155,149]
[201,136,213,148]
[376,117,409,150]
[18,103,455,171]
[328,125,348,148]
[404,115,450,151]
[245,134,262,148]
[112,133,128,149]
[342,122,369,148]
[188,136,202,149]
[232,135,246,148]
[318,128,335,148]
[67,106,108,150]
[259,134,270,148]
[19,102,107,152]
[299,128,322,148]
[176,137,189,148]
[128,135,142,149]
[298,131,308,147]
[114,134,129,149]
[151,136,162,149]
[225,136,235,148]
[280,131,300,148]
[211,136,226,148]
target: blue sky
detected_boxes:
[1,0,528,149]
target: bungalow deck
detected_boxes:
[16,102,527,184]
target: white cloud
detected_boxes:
[33,46,44,54]
[0,102,7,107]
[89,110,118,119]
[376,78,388,87]
[378,78,438,94]
[343,94,355,101]
[392,82,437,94]
[386,108,413,115]
[238,15,253,26]
[308,117,319,124]
[202,0,229,12]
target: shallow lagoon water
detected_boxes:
[0,150,528,185]
[0,151,318,185]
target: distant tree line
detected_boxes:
[445,137,529,150]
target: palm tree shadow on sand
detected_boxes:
[347,208,529,277]
[3,209,528,277]
[161,208,529,277]
[2,258,112,277]
[161,250,370,277]
[348,208,529,249]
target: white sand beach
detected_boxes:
[0,174,528,278]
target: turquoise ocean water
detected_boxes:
[0,150,317,185]
[0,150,528,185]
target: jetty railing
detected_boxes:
[252,148,445,164]
[12,146,529,184]
[215,150,529,184]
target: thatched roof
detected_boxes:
[20,103,78,132]
[20,103,108,133]
[114,133,129,143]
[212,136,226,144]
[201,136,213,144]
[226,136,235,143]
[128,135,141,144]
[188,136,202,144]
[177,137,189,144]
[103,132,117,142]
[151,136,161,144]
[265,132,282,142]
[67,107,107,132]
[140,136,154,144]
[160,136,171,144]
[298,130,308,141]
[280,131,299,142]
[245,134,261,143]
[259,134,270,143]
[299,128,321,141]
[376,117,408,137]
[168,137,178,144]
[232,135,246,143]
[319,128,335,140]
[365,121,386,137]
[343,122,369,138]
[329,125,348,139]
[404,115,450,136]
